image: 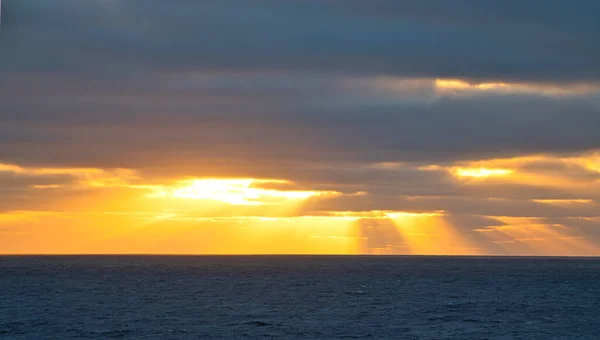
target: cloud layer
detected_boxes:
[1,0,599,254]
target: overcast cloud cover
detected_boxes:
[1,0,600,254]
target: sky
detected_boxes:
[1,0,600,255]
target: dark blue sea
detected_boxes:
[1,256,599,339]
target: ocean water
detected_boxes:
[1,256,599,339]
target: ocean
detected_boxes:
[1,256,599,339]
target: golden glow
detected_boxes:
[335,210,486,255]
[341,76,600,101]
[435,78,600,96]
[450,153,600,174]
[2,153,600,255]
[476,217,600,256]
[150,178,328,205]
[436,79,514,91]
[438,152,600,191]
[385,211,444,219]
[569,154,600,173]
[0,211,360,254]
[418,164,443,171]
[370,162,405,170]
[454,167,513,178]
[380,211,483,255]
[533,199,594,205]
[321,210,443,220]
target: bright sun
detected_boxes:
[151,178,322,205]
[454,167,513,178]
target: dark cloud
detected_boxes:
[0,172,74,190]
[1,1,599,171]
[1,74,598,170]
[1,0,600,82]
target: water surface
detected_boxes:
[1,256,599,339]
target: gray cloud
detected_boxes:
[1,71,599,171]
[2,0,600,82]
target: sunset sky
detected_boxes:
[1,0,600,255]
